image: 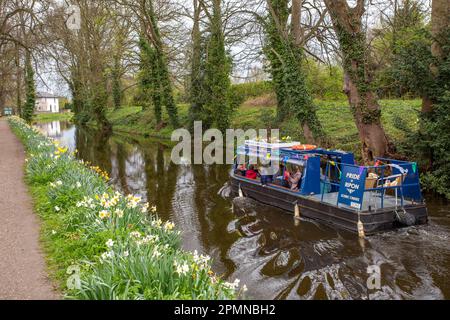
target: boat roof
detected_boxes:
[244,140,301,149]
[237,142,357,164]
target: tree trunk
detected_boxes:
[422,0,450,112]
[431,0,450,63]
[90,39,112,133]
[343,72,389,163]
[265,0,322,144]
[203,0,232,132]
[0,85,5,116]
[324,0,389,162]
[291,0,316,145]
[291,0,303,45]
[14,43,22,116]
[144,0,179,128]
[188,0,204,129]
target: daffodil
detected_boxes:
[130,231,142,239]
[151,219,163,228]
[141,202,149,213]
[115,209,124,218]
[164,221,175,232]
[101,251,114,261]
[57,146,68,154]
[137,234,159,245]
[152,248,162,259]
[223,279,241,291]
[106,239,114,248]
[99,210,110,220]
[126,195,141,209]
[174,261,189,276]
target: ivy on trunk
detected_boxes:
[203,0,232,132]
[264,0,324,144]
[324,0,389,162]
[22,52,35,124]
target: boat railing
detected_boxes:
[320,159,423,211]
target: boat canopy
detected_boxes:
[280,147,355,165]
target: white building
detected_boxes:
[35,92,60,113]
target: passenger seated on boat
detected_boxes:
[245,165,258,180]
[235,163,247,176]
[274,164,290,188]
[286,166,302,192]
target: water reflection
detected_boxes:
[35,121,76,150]
[38,121,450,300]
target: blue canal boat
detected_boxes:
[230,141,428,235]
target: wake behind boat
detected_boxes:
[230,140,428,235]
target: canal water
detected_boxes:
[36,121,450,300]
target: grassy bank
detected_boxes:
[8,116,241,300]
[34,112,73,123]
[106,99,421,156]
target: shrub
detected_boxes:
[230,81,273,107]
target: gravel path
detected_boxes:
[0,119,59,300]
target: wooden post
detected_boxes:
[294,203,301,219]
[357,212,365,238]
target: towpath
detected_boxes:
[0,119,59,300]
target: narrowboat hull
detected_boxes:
[230,173,428,235]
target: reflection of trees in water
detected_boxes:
[142,142,178,222]
[75,127,112,174]
[191,163,237,276]
[115,143,131,195]
[60,121,72,131]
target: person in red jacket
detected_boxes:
[245,165,258,180]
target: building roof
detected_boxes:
[36,91,59,98]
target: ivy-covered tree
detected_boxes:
[203,0,232,132]
[423,0,450,113]
[264,0,324,143]
[111,49,123,110]
[145,0,179,128]
[188,0,207,130]
[22,52,35,124]
[264,0,289,121]
[137,37,162,124]
[419,0,450,199]
[133,0,179,128]
[421,30,450,199]
[324,0,390,162]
